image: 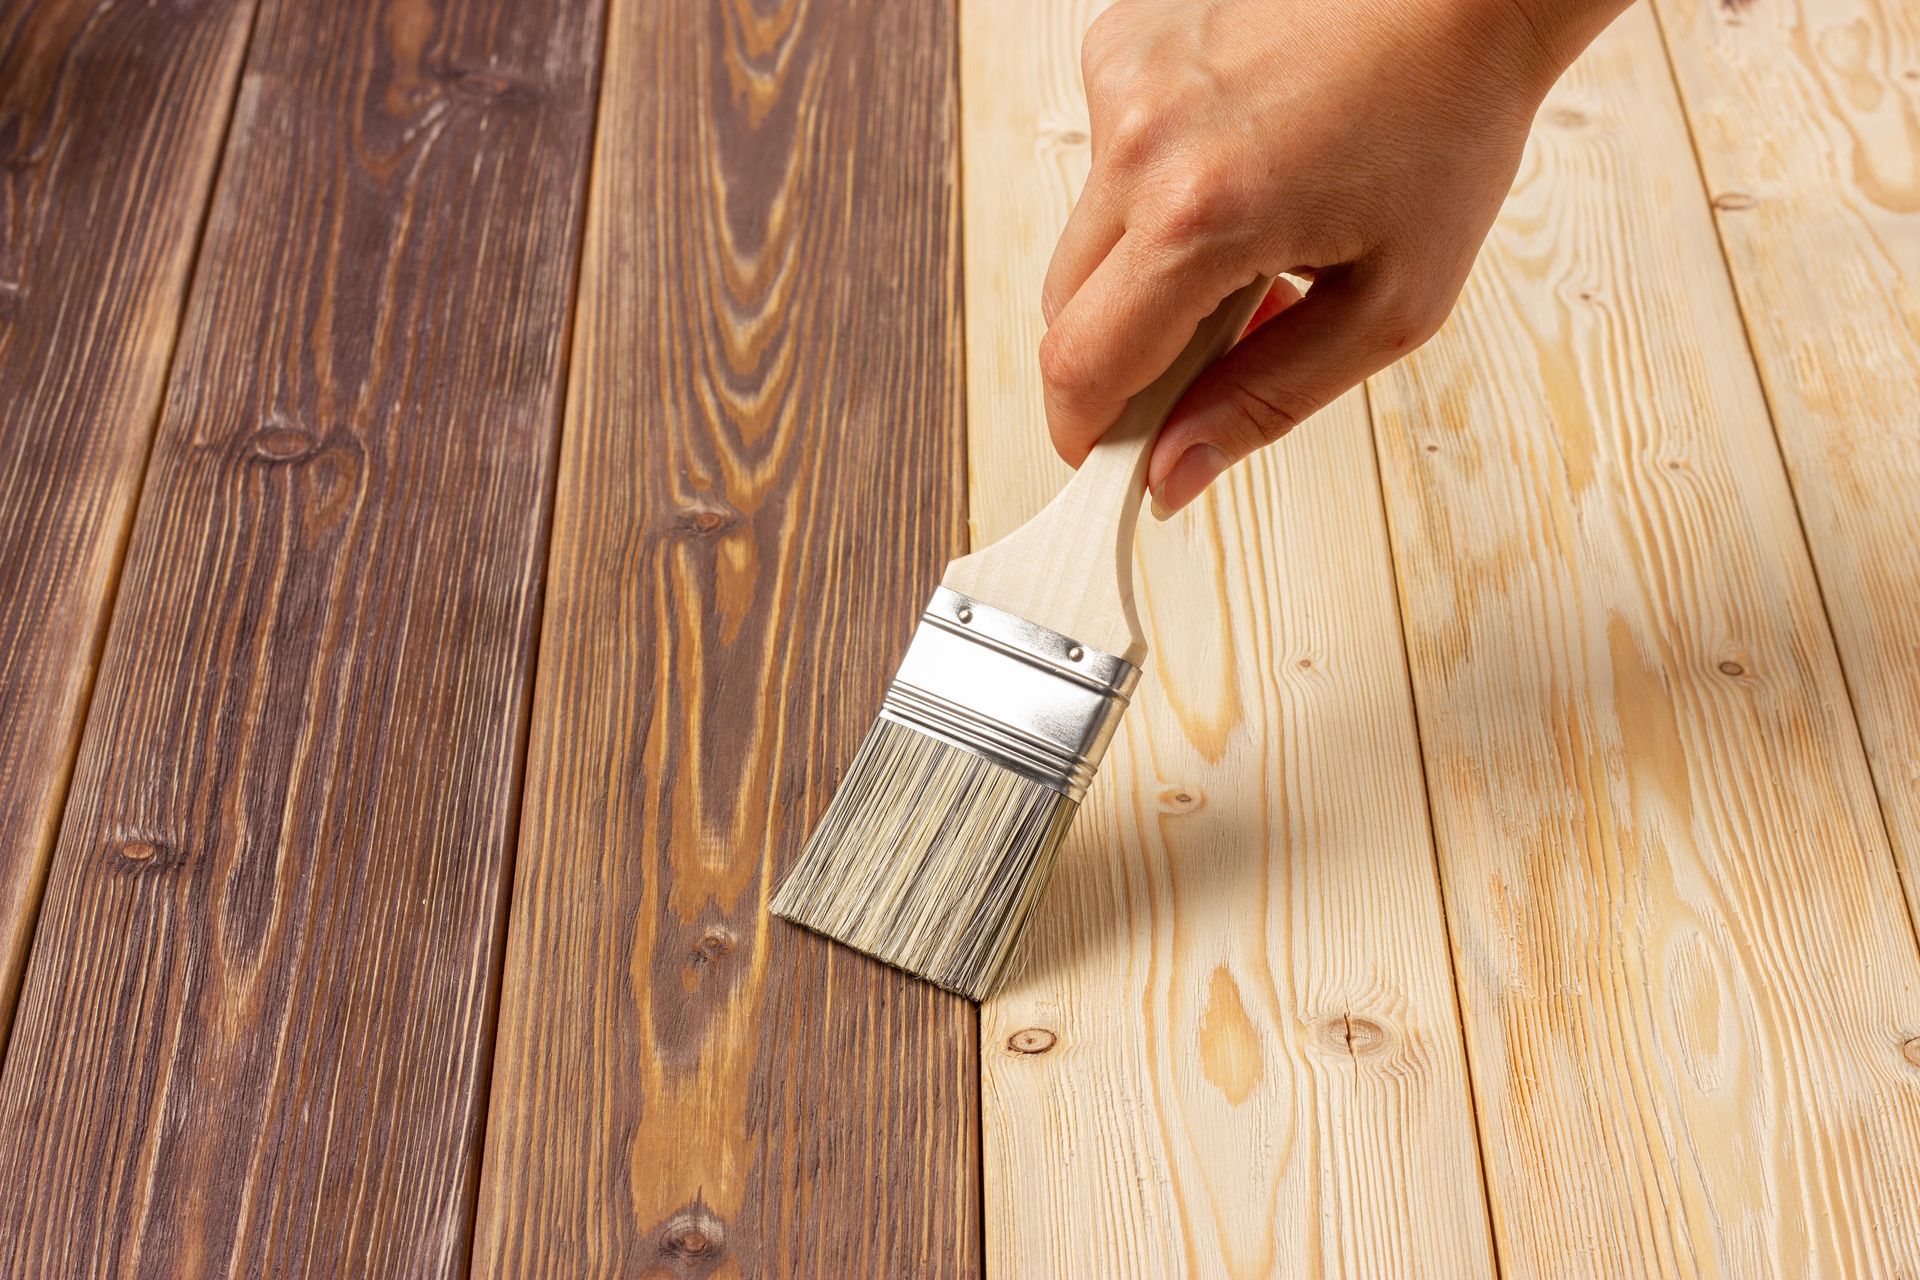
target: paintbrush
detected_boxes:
[772,276,1274,1000]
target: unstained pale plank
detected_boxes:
[963,2,1495,1275]
[1367,7,1920,1273]
[0,0,603,1272]
[0,0,253,1050]
[471,0,980,1274]
[1654,0,1920,930]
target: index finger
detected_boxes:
[1040,230,1240,465]
[1041,176,1126,326]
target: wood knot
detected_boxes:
[658,1206,726,1263]
[1901,1037,1920,1069]
[666,1227,715,1256]
[1711,191,1758,212]
[1717,659,1746,677]
[1547,106,1589,129]
[692,927,735,963]
[448,68,539,107]
[1296,657,1314,669]
[107,836,179,872]
[1422,442,1441,453]
[1315,1012,1391,1059]
[1157,787,1201,814]
[671,502,741,538]
[1058,129,1089,145]
[246,420,320,463]
[1007,1028,1057,1055]
[680,921,742,996]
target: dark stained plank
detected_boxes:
[471,0,977,1274]
[0,0,254,1050]
[0,0,602,1272]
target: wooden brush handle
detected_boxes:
[943,276,1273,664]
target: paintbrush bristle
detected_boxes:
[771,587,1138,1001]
[771,718,1078,1000]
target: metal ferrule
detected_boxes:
[879,586,1141,802]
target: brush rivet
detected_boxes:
[956,605,973,624]
[1067,645,1084,662]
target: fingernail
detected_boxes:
[1150,445,1231,519]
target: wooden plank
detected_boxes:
[0,0,602,1272]
[1366,7,1920,1273]
[962,2,1495,1274]
[471,1,978,1275]
[0,0,253,1050]
[1653,0,1920,928]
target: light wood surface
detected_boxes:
[962,2,1495,1274]
[1368,6,1920,1273]
[471,0,982,1272]
[1654,0,1920,930]
[0,0,603,1271]
[0,0,254,1054]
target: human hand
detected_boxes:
[1040,0,1630,515]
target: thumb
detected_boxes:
[1147,268,1438,517]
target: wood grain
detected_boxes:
[1368,7,1920,1273]
[1653,0,1920,930]
[0,0,602,1271]
[0,0,253,1052]
[963,2,1496,1275]
[471,0,979,1274]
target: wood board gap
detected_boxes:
[1357,372,1510,1278]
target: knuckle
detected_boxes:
[1372,278,1454,350]
[1224,381,1302,447]
[1081,48,1135,107]
[1038,326,1095,398]
[1080,31,1108,77]
[1101,102,1160,165]
[1081,9,1126,75]
[1144,162,1237,240]
[1040,282,1066,325]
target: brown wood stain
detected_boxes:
[0,0,604,1271]
[470,0,979,1274]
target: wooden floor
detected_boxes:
[1,0,1916,1274]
